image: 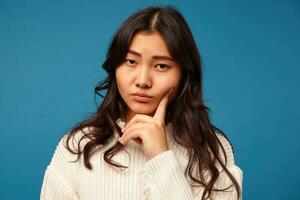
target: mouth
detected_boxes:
[131,94,153,103]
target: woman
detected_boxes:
[41,6,243,200]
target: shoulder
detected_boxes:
[214,132,243,185]
[50,127,95,164]
[212,133,243,197]
[57,126,118,162]
[62,126,96,150]
[215,132,235,167]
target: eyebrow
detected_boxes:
[128,49,176,62]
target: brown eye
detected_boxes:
[155,63,169,71]
[126,59,136,65]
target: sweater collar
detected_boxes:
[116,118,126,130]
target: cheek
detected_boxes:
[156,76,181,97]
[116,68,129,91]
[159,71,181,99]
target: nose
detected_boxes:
[135,66,152,88]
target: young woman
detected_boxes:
[41,6,243,200]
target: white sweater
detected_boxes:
[40,118,243,200]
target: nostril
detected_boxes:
[135,77,151,88]
[136,82,147,87]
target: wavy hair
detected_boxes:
[65,6,241,200]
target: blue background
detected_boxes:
[0,0,299,199]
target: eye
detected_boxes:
[125,59,137,65]
[155,63,169,71]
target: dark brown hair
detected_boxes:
[65,5,241,200]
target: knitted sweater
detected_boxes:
[40,118,243,200]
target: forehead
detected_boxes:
[128,31,172,57]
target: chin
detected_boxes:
[130,105,156,116]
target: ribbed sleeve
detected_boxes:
[210,165,243,200]
[212,134,243,200]
[40,166,79,200]
[40,135,80,200]
[140,150,194,200]
[216,133,235,167]
[140,134,243,200]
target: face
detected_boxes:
[116,31,182,122]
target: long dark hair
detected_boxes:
[65,6,241,200]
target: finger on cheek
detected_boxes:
[168,88,174,100]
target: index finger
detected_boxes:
[153,88,173,121]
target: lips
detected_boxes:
[131,93,153,103]
[132,92,152,98]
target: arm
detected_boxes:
[40,134,80,200]
[140,150,194,200]
[140,139,243,200]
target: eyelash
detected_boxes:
[124,59,169,71]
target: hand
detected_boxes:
[118,88,174,160]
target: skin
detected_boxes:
[115,31,182,160]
